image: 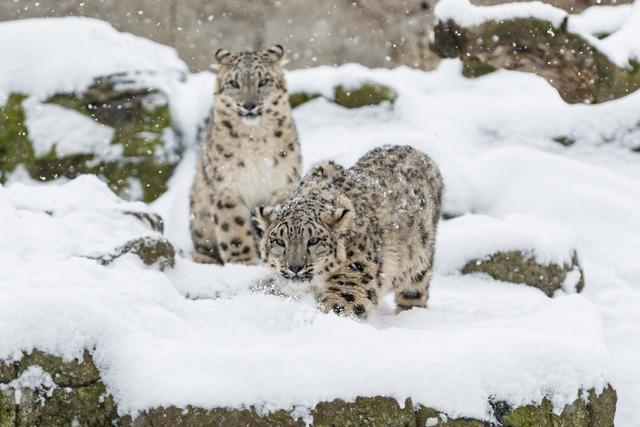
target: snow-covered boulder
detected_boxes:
[0,175,175,270]
[0,18,207,202]
[432,0,640,104]
[437,215,584,296]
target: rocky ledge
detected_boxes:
[0,352,616,427]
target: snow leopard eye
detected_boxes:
[307,237,320,247]
[274,238,286,247]
[258,78,269,88]
[228,80,240,89]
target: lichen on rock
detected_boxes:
[334,82,397,108]
[288,92,321,108]
[289,81,397,110]
[94,236,176,270]
[462,250,585,296]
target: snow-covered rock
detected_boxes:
[0,17,212,202]
[437,215,584,296]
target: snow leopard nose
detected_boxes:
[243,102,256,111]
[289,264,303,274]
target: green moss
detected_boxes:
[553,136,576,147]
[0,93,33,182]
[334,82,397,109]
[462,60,496,78]
[288,92,321,108]
[462,250,584,296]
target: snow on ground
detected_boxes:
[1,14,640,426]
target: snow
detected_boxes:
[0,178,611,420]
[568,4,634,36]
[435,0,567,29]
[2,14,640,426]
[435,0,640,68]
[0,17,186,103]
[22,97,117,159]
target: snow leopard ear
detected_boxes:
[214,48,233,67]
[252,206,274,239]
[323,196,354,233]
[263,44,287,65]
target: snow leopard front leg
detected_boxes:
[316,261,379,319]
[212,187,260,265]
[190,154,223,264]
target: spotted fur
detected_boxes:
[190,45,301,264]
[253,145,444,318]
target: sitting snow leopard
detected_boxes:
[190,45,301,264]
[253,145,444,318]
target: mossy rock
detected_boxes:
[15,350,100,387]
[15,382,117,426]
[1,350,117,426]
[313,397,416,427]
[95,236,175,270]
[334,82,397,109]
[0,73,181,202]
[495,386,616,427]
[122,406,305,427]
[462,250,584,297]
[1,352,616,426]
[462,60,496,78]
[289,92,321,108]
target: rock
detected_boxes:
[0,350,117,426]
[0,73,182,202]
[0,351,616,427]
[462,250,584,297]
[289,82,397,110]
[461,60,496,79]
[334,82,397,108]
[493,386,616,426]
[432,15,640,104]
[94,236,176,270]
[289,92,321,108]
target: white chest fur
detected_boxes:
[227,156,289,208]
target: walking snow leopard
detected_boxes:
[253,145,443,318]
[190,45,301,264]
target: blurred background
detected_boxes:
[0,0,631,72]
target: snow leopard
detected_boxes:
[253,145,444,318]
[190,45,301,264]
